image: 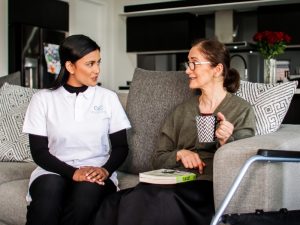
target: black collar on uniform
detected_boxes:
[63,83,88,95]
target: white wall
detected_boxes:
[0,0,8,77]
[67,0,180,91]
[69,0,114,89]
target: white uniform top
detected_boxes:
[23,86,131,201]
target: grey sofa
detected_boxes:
[1,69,300,225]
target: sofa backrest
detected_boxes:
[0,71,21,87]
[119,68,194,174]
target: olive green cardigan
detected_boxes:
[153,92,256,181]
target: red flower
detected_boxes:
[253,31,291,59]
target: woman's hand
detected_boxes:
[72,167,91,182]
[176,149,206,174]
[85,167,109,185]
[72,166,109,185]
[216,112,234,146]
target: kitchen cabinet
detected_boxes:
[258,4,300,46]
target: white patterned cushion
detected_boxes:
[236,81,297,135]
[0,83,38,161]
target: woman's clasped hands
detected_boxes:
[72,166,109,185]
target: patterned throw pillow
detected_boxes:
[236,81,298,135]
[0,83,38,161]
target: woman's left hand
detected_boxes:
[216,112,234,146]
[83,166,109,185]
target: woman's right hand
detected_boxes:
[72,167,92,182]
[72,167,107,185]
[176,149,206,174]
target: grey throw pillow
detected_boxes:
[0,71,21,87]
[119,68,194,174]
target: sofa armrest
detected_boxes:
[213,124,300,214]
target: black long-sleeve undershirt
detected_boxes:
[29,134,77,178]
[29,129,129,179]
[102,129,129,176]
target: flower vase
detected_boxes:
[264,58,277,83]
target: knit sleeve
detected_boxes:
[102,129,129,176]
[29,134,77,179]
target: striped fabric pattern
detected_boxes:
[0,83,37,162]
[236,81,297,135]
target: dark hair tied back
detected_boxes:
[50,34,100,90]
[192,39,240,93]
[224,68,240,93]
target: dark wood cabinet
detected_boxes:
[126,13,205,52]
[283,94,300,124]
[258,4,300,46]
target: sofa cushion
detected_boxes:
[0,71,21,87]
[0,83,38,162]
[117,92,128,109]
[119,68,193,174]
[236,81,297,135]
[0,179,29,225]
[117,171,139,190]
[0,162,36,185]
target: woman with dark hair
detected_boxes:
[92,39,255,225]
[23,34,131,225]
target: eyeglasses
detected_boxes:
[184,61,211,71]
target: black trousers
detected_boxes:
[92,180,214,225]
[26,174,116,225]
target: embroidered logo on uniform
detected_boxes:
[93,105,104,113]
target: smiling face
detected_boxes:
[186,46,224,91]
[186,46,215,90]
[66,49,101,87]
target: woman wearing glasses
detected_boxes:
[92,39,255,225]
